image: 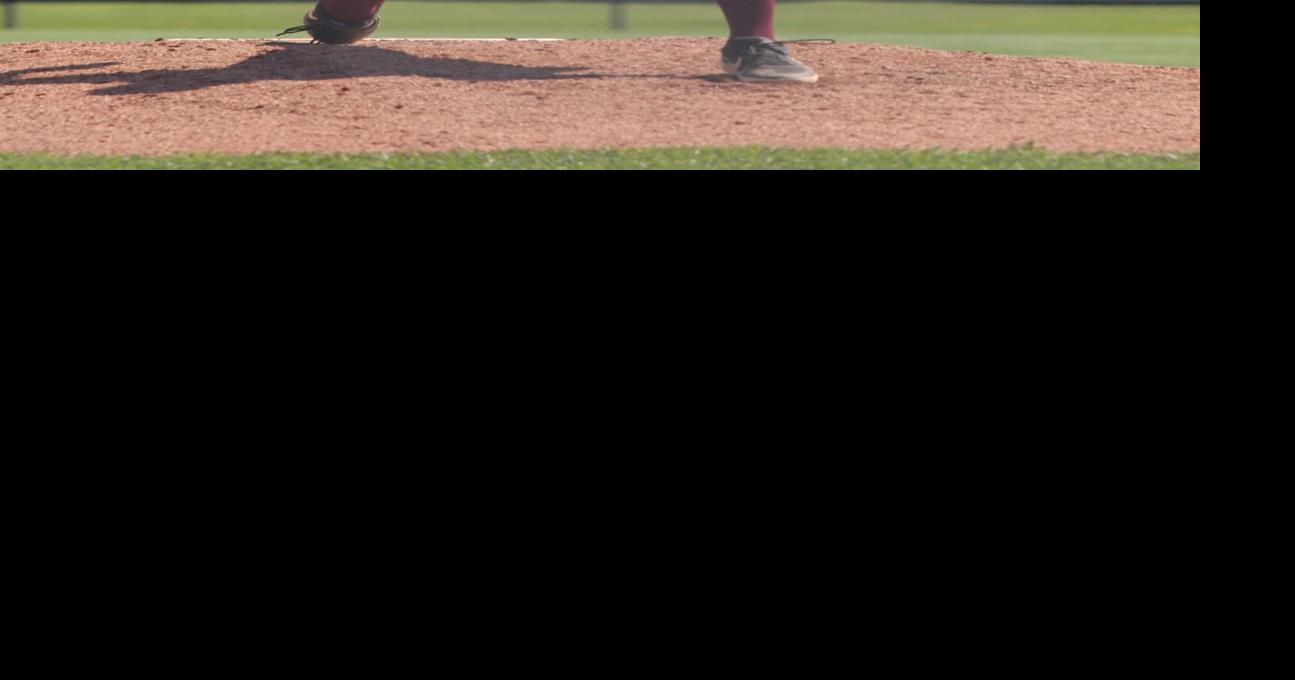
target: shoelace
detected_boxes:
[737,38,834,63]
[276,26,310,38]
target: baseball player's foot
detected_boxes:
[278,1,381,44]
[721,37,819,84]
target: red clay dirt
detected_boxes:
[0,38,1200,155]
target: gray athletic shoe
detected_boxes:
[721,37,819,84]
[277,2,381,44]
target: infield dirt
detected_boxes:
[0,38,1200,155]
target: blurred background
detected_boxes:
[0,0,1201,66]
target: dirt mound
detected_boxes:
[0,38,1199,155]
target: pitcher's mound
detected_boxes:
[0,38,1200,155]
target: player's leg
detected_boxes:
[716,0,818,83]
[320,0,385,22]
[284,0,385,44]
[718,0,775,39]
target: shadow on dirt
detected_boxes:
[0,43,595,94]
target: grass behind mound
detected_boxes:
[0,1,1202,66]
[0,147,1201,170]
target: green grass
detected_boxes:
[0,147,1202,170]
[0,1,1201,66]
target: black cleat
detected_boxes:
[278,2,381,44]
[722,37,819,83]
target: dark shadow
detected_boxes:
[0,62,121,80]
[693,74,739,84]
[0,43,597,95]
